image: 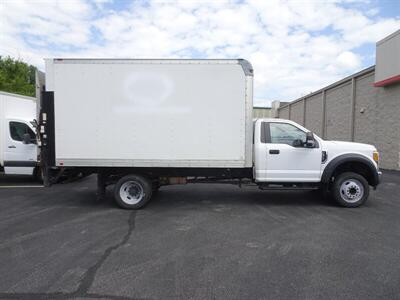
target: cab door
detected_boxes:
[4,120,37,175]
[255,121,322,182]
[265,122,322,182]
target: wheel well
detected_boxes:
[331,161,375,186]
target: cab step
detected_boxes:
[258,183,320,190]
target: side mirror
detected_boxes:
[292,139,304,147]
[306,132,316,148]
[22,133,31,144]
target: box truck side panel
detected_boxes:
[49,60,252,168]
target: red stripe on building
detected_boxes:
[374,74,400,87]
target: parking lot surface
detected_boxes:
[0,172,399,300]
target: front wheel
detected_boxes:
[332,172,369,207]
[33,167,43,182]
[114,175,153,209]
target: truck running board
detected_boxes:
[258,183,320,190]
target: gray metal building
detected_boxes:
[253,106,272,118]
[277,30,400,170]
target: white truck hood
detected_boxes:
[323,140,376,151]
[321,140,378,167]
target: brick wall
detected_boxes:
[277,67,400,170]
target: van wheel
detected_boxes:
[332,172,369,207]
[33,167,44,183]
[114,175,152,209]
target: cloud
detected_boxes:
[0,0,399,106]
[336,51,362,70]
[0,0,92,65]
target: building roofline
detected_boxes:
[377,29,400,45]
[279,65,375,110]
[0,90,36,101]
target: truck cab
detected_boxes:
[0,91,38,177]
[253,118,381,207]
[2,118,37,175]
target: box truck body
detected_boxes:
[0,91,38,175]
[45,59,253,168]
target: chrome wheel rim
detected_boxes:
[340,179,364,203]
[119,181,144,205]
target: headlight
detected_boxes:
[373,151,379,164]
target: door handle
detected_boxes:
[269,149,280,154]
[8,145,16,149]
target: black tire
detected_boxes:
[332,172,369,208]
[33,167,43,183]
[114,175,153,209]
[152,181,160,195]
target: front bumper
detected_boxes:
[374,171,383,189]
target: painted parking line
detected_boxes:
[0,185,44,188]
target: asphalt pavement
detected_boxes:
[0,171,399,299]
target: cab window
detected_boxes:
[9,121,36,143]
[269,123,306,146]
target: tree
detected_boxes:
[0,56,36,97]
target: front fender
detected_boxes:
[321,154,380,186]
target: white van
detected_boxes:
[0,91,38,176]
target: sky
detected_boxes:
[0,0,399,107]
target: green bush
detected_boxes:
[0,56,36,97]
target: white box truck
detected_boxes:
[39,59,381,209]
[0,91,38,176]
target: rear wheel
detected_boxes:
[114,175,152,209]
[332,172,369,207]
